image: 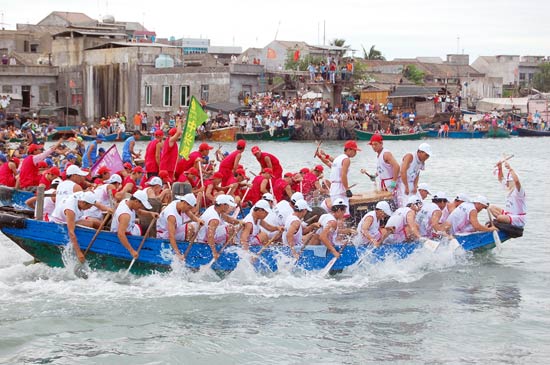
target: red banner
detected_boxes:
[90,144,124,176]
[267,48,277,59]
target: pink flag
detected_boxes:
[91,144,124,176]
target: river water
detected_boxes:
[1,137,549,364]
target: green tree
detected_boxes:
[362,45,385,60]
[284,52,324,71]
[404,64,425,85]
[330,38,348,48]
[533,62,550,92]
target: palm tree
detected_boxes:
[330,38,349,48]
[362,45,385,60]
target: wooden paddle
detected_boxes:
[126,217,158,275]
[486,206,502,249]
[182,220,203,262]
[252,231,282,263]
[319,235,353,277]
[313,140,323,158]
[74,213,111,278]
[203,223,239,270]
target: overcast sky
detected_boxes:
[2,0,550,61]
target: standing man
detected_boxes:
[329,140,361,214]
[488,162,526,228]
[82,134,105,169]
[368,134,400,193]
[218,139,246,185]
[250,145,283,179]
[122,130,142,165]
[159,122,182,180]
[144,129,165,178]
[396,143,432,207]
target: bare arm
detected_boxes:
[400,154,413,194]
[166,215,183,259]
[65,209,85,263]
[385,151,400,182]
[239,222,253,250]
[469,210,497,232]
[319,221,339,256]
[116,213,138,258]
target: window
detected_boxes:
[519,73,526,81]
[39,85,49,103]
[180,85,190,107]
[163,85,172,107]
[2,85,13,93]
[145,85,152,106]
[201,84,209,102]
[30,44,39,53]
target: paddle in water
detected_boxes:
[74,213,111,279]
[126,217,158,275]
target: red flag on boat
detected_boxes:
[90,144,124,176]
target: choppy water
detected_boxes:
[1,137,549,364]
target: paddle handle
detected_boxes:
[126,217,157,274]
[84,213,111,257]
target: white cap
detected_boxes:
[146,176,163,186]
[472,195,490,207]
[433,191,448,201]
[78,191,97,205]
[455,193,471,202]
[407,196,422,206]
[133,189,152,210]
[262,192,274,202]
[105,173,122,184]
[175,193,197,206]
[417,182,431,194]
[375,201,393,216]
[418,143,433,156]
[254,199,272,213]
[294,199,312,212]
[51,177,63,185]
[66,165,89,176]
[332,198,348,207]
[291,192,304,203]
[215,194,237,207]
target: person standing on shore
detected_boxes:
[329,140,361,215]
[368,134,400,193]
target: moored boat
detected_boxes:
[0,186,34,208]
[0,210,521,276]
[486,126,510,138]
[425,129,487,139]
[198,126,238,142]
[236,127,297,141]
[355,129,428,141]
[516,127,550,137]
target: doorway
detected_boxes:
[22,85,31,112]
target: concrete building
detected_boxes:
[471,55,520,87]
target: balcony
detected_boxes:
[0,65,59,77]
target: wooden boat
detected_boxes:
[198,127,238,142]
[78,133,119,142]
[0,186,34,208]
[0,210,521,275]
[516,127,550,137]
[46,126,78,141]
[425,129,487,139]
[236,127,298,141]
[355,129,428,141]
[486,127,510,138]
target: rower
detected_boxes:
[358,200,393,247]
[246,168,274,205]
[218,139,246,185]
[143,176,171,204]
[51,191,112,263]
[446,195,498,235]
[283,199,320,258]
[144,129,164,179]
[250,145,283,179]
[384,196,423,243]
[272,172,294,202]
[445,193,470,218]
[83,174,122,220]
[263,192,304,237]
[329,140,361,215]
[312,198,349,257]
[416,191,451,238]
[110,190,159,259]
[238,200,282,250]
[122,130,142,165]
[396,143,432,207]
[82,134,104,169]
[175,142,213,181]
[56,165,89,203]
[368,134,400,193]
[156,193,203,261]
[416,182,432,202]
[115,166,145,200]
[488,162,526,228]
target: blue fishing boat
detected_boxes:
[0,186,34,208]
[426,129,487,139]
[0,211,522,276]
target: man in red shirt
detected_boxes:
[145,129,164,178]
[175,142,213,180]
[273,172,294,202]
[159,123,182,179]
[250,145,283,179]
[218,139,246,185]
[18,140,64,189]
[247,168,274,205]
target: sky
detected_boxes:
[2,0,550,61]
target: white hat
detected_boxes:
[417,182,431,194]
[418,143,433,156]
[215,194,237,207]
[407,196,422,206]
[291,192,304,203]
[78,191,97,205]
[262,192,274,202]
[254,199,272,213]
[332,198,348,207]
[375,201,393,216]
[146,176,163,186]
[455,193,471,202]
[175,193,197,206]
[294,199,312,212]
[472,195,490,207]
[433,191,448,201]
[66,165,89,176]
[51,177,63,186]
[133,189,152,210]
[105,173,122,184]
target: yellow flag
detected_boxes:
[179,96,208,158]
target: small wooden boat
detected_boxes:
[78,133,119,142]
[355,129,428,141]
[236,127,297,141]
[516,127,550,137]
[0,186,34,208]
[425,129,487,139]
[0,210,521,276]
[46,126,78,141]
[198,126,238,142]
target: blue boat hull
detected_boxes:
[426,129,487,139]
[0,186,34,209]
[0,217,512,275]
